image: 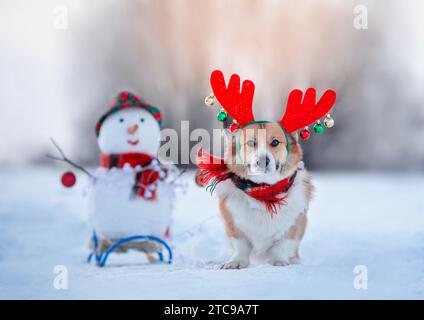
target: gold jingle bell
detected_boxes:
[324,115,335,128]
[204,94,215,107]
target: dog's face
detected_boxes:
[240,122,288,175]
[226,122,302,184]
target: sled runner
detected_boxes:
[87,230,173,267]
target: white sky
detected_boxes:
[0,0,74,164]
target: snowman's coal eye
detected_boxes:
[140,118,145,123]
[119,118,124,123]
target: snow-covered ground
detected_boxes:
[0,167,423,299]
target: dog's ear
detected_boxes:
[287,133,301,157]
[289,132,299,144]
[285,133,303,166]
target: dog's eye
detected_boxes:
[140,118,144,123]
[246,140,256,148]
[270,139,280,147]
[119,118,124,123]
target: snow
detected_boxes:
[0,167,424,299]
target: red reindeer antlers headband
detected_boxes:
[210,70,255,127]
[204,70,337,139]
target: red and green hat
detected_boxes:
[95,91,162,137]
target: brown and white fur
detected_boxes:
[216,122,313,269]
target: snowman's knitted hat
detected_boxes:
[95,91,162,137]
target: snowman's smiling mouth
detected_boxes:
[127,139,139,146]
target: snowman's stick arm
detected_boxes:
[47,137,96,180]
[46,154,95,179]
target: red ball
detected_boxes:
[119,91,129,101]
[61,171,76,188]
[300,129,311,140]
[229,123,239,133]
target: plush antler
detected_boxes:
[280,88,336,133]
[210,70,255,127]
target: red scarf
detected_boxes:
[100,152,162,200]
[196,149,297,215]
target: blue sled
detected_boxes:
[87,231,173,267]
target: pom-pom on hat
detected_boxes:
[95,91,162,137]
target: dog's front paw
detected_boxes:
[270,259,290,267]
[221,259,249,269]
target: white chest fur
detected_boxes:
[87,168,174,239]
[217,170,310,254]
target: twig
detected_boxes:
[169,167,187,184]
[47,137,95,180]
[172,215,219,239]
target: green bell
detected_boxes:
[313,122,325,134]
[217,109,228,122]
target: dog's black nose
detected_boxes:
[257,156,270,168]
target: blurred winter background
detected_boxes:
[1,0,424,300]
[1,0,423,169]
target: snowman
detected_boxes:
[86,91,175,260]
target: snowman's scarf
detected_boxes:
[100,153,163,201]
[196,149,297,215]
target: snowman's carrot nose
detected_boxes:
[127,124,138,135]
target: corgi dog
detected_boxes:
[197,70,336,269]
[216,122,312,268]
